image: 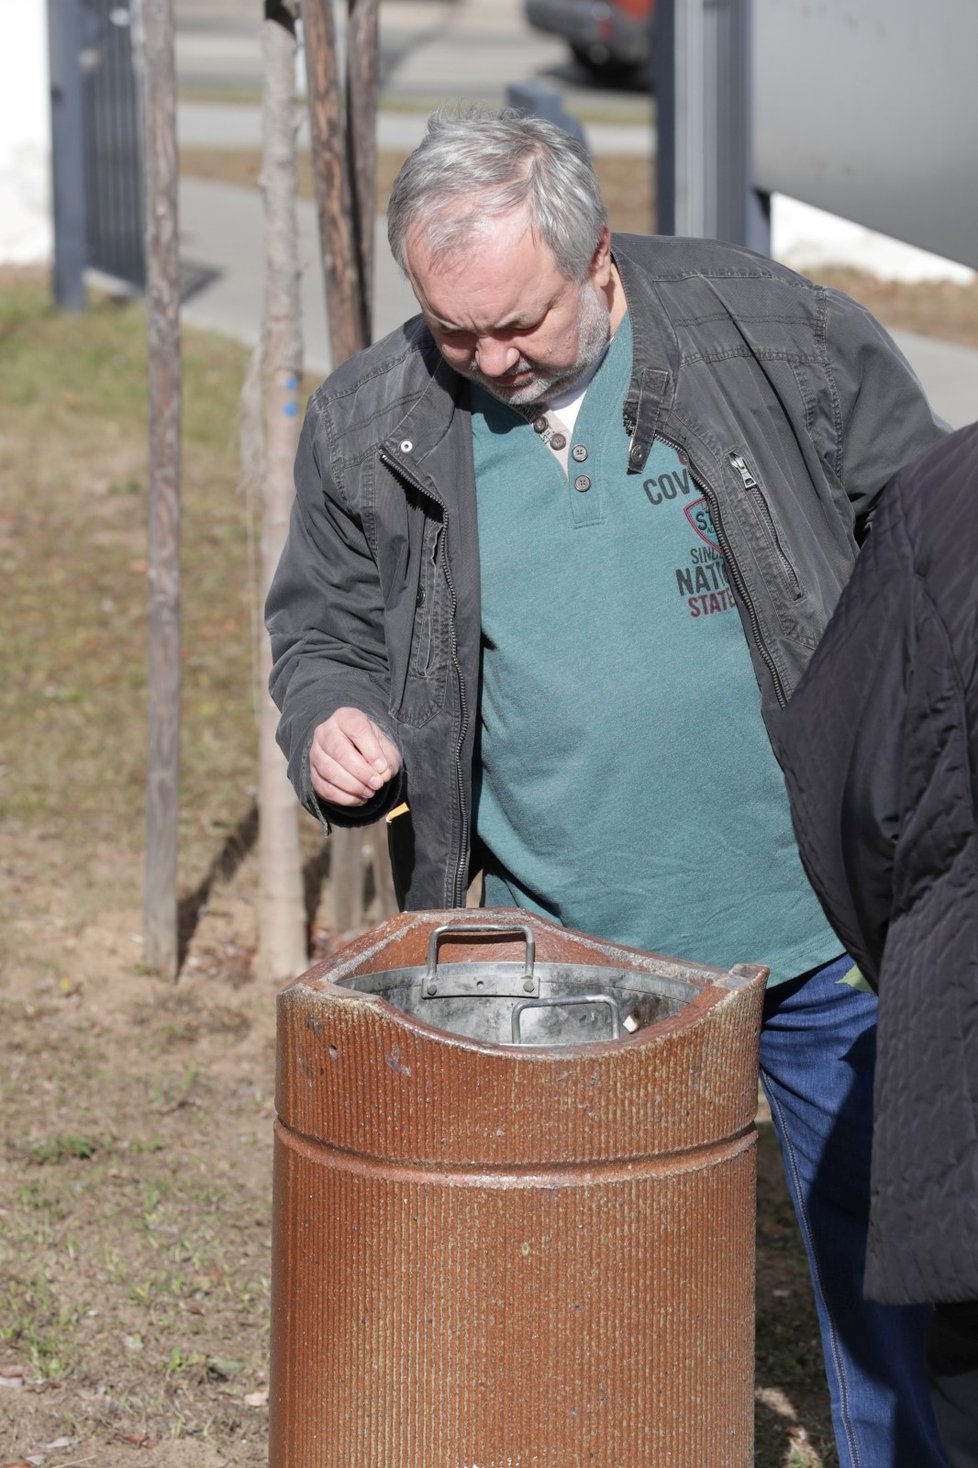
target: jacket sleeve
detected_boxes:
[264,395,404,829]
[774,476,916,983]
[818,287,949,523]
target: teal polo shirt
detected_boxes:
[470,314,841,984]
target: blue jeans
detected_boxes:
[760,955,948,1467]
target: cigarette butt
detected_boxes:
[386,802,410,823]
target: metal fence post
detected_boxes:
[47,0,88,310]
[655,0,769,252]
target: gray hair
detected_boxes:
[387,106,608,282]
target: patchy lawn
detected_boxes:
[1,272,836,1466]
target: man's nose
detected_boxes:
[474,338,519,377]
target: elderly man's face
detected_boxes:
[404,209,616,407]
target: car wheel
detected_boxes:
[569,43,642,81]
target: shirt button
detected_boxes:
[550,432,567,451]
[574,474,592,493]
[572,443,588,462]
[533,417,548,435]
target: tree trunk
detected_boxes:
[302,0,364,364]
[345,0,380,343]
[303,0,396,931]
[345,0,390,918]
[141,0,182,979]
[255,3,308,981]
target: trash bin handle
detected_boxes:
[425,921,536,987]
[511,994,622,1045]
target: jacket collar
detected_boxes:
[384,233,679,480]
[381,332,470,510]
[611,234,677,474]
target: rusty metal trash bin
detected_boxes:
[269,908,767,1468]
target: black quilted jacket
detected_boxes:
[776,423,978,1305]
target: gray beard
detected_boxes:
[460,281,611,408]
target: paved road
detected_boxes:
[174,0,653,123]
[172,0,977,426]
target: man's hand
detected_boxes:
[310,708,402,808]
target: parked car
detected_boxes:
[524,0,654,80]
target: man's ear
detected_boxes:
[590,227,613,284]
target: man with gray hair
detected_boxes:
[266,107,948,1464]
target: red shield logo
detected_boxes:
[684,496,721,552]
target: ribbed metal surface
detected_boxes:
[81,0,145,289]
[269,909,766,1467]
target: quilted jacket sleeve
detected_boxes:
[773,473,917,983]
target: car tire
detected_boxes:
[569,42,642,81]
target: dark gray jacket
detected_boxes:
[266,233,947,909]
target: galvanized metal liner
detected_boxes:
[336,917,700,1046]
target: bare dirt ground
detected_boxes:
[1,855,833,1468]
[0,270,837,1467]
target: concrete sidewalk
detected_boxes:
[178,176,416,376]
[178,100,655,157]
[178,171,978,428]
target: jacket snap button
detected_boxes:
[400,439,413,453]
[572,444,588,462]
[574,474,592,493]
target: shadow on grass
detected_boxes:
[178,800,259,965]
[303,837,331,928]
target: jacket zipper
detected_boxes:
[654,432,791,708]
[380,450,471,906]
[729,453,802,600]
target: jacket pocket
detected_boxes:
[731,452,803,602]
[398,516,450,726]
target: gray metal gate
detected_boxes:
[81,0,144,288]
[48,0,145,305]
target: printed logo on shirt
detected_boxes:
[684,496,720,552]
[643,466,696,506]
[675,497,736,619]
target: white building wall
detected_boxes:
[0,0,52,262]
